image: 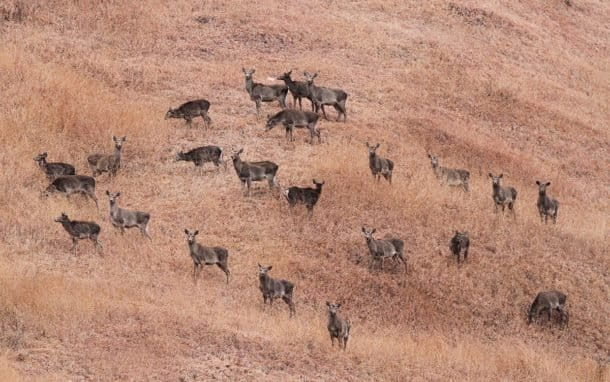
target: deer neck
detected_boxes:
[245,77,254,94]
[259,273,270,287]
[113,145,122,160]
[233,157,243,173]
[109,200,119,217]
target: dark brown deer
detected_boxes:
[165,99,212,127]
[535,181,559,224]
[528,291,568,326]
[366,143,394,184]
[231,149,279,196]
[277,70,313,111]
[449,231,469,264]
[43,175,99,208]
[87,136,126,178]
[303,72,348,122]
[265,110,320,144]
[282,179,324,216]
[243,68,288,113]
[184,229,230,283]
[326,302,351,350]
[258,264,295,318]
[34,152,75,180]
[54,213,102,253]
[176,145,225,170]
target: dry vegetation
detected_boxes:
[0,0,609,380]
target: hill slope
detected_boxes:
[0,0,608,380]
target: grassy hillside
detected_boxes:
[0,0,608,380]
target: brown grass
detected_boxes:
[0,0,609,380]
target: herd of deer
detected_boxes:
[34,68,567,352]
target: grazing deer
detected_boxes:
[266,110,320,144]
[242,68,288,113]
[257,264,295,318]
[427,153,470,192]
[165,99,212,127]
[277,70,313,111]
[449,231,469,264]
[528,291,568,325]
[43,175,99,208]
[366,143,394,184]
[231,149,279,196]
[303,72,348,122]
[184,229,230,283]
[34,152,75,180]
[489,173,517,215]
[282,179,324,216]
[87,136,126,177]
[326,302,351,350]
[361,227,407,272]
[535,181,559,224]
[176,145,225,170]
[54,213,102,253]
[106,191,151,239]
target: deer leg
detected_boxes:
[71,237,78,253]
[298,96,302,110]
[321,105,329,120]
[202,112,212,127]
[255,99,261,113]
[185,116,192,127]
[330,336,335,347]
[246,179,252,196]
[217,262,230,284]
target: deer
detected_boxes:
[43,175,99,208]
[106,191,151,239]
[165,99,212,127]
[489,173,517,216]
[277,70,313,111]
[535,181,559,224]
[175,145,225,170]
[361,227,407,272]
[242,68,288,113]
[326,302,351,351]
[282,179,324,216]
[528,290,568,326]
[427,153,470,192]
[231,149,279,196]
[257,264,295,318]
[184,229,230,283]
[87,136,126,178]
[34,152,75,180]
[54,213,102,253]
[449,231,470,264]
[303,72,348,122]
[265,109,320,144]
[366,143,394,184]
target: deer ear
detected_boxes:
[546,182,551,186]
[122,136,127,141]
[372,228,376,234]
[106,190,110,195]
[488,173,493,178]
[194,230,199,236]
[116,192,121,197]
[536,180,540,185]
[499,174,503,178]
[184,229,189,234]
[326,301,330,306]
[238,148,244,154]
[361,227,366,233]
[268,265,272,270]
[242,67,246,73]
[375,143,380,149]
[337,303,341,308]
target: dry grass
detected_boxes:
[0,0,608,380]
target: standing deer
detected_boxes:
[528,290,568,325]
[366,143,394,184]
[106,191,151,239]
[184,229,230,283]
[303,72,348,122]
[361,227,407,272]
[34,152,75,180]
[242,68,288,113]
[231,149,279,196]
[326,302,351,350]
[449,231,470,264]
[277,70,313,111]
[427,153,470,192]
[282,179,324,216]
[489,173,517,215]
[535,181,559,224]
[265,110,320,144]
[87,136,126,178]
[165,99,212,127]
[54,213,102,253]
[258,264,295,318]
[176,145,225,170]
[43,175,99,208]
